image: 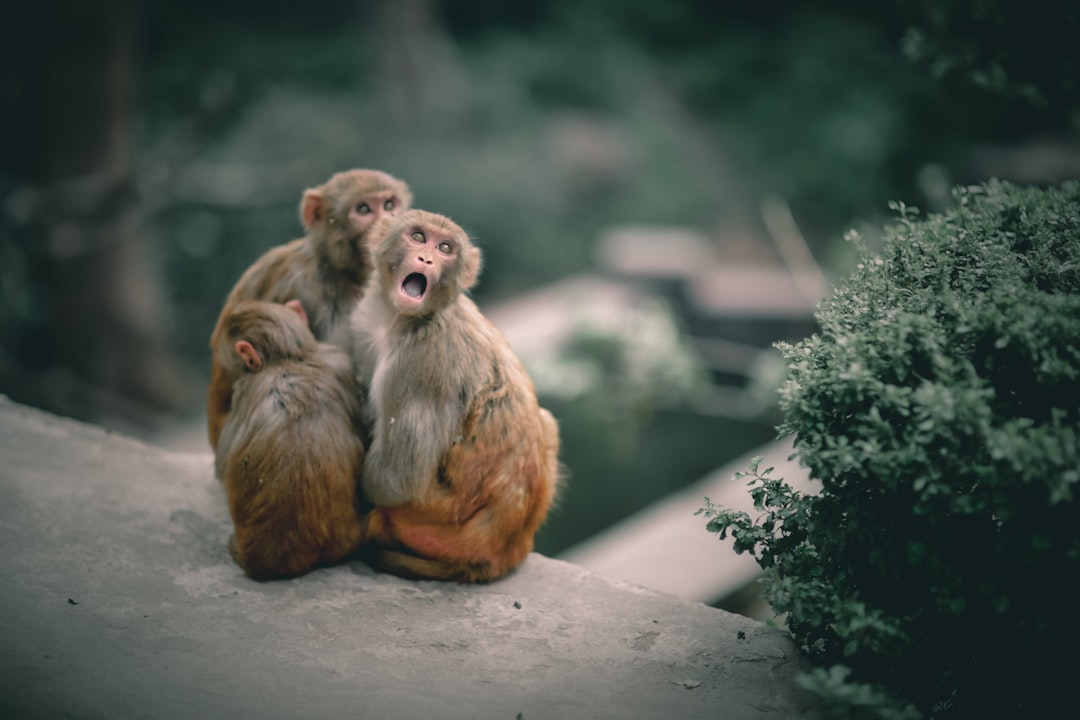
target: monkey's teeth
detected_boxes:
[402,273,427,298]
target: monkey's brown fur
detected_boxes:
[214,300,367,580]
[207,168,412,449]
[350,209,561,582]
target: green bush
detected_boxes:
[699,179,1080,719]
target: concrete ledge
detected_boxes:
[0,395,811,719]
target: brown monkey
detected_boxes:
[206,168,412,449]
[214,299,367,580]
[350,209,561,582]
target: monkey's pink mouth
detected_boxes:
[402,273,428,299]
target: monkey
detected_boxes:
[206,168,412,449]
[349,209,561,583]
[213,299,367,580]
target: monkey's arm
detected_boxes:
[362,394,462,506]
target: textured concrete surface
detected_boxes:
[0,395,811,719]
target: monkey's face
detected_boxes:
[343,188,407,239]
[300,170,413,274]
[376,212,480,318]
[325,170,411,241]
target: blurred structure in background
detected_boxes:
[560,437,814,619]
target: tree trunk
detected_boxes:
[25,0,190,428]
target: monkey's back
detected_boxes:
[217,352,366,580]
[216,239,339,338]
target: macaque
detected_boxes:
[350,209,561,582]
[207,168,412,449]
[214,299,367,580]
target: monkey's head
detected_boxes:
[299,169,414,275]
[218,300,316,375]
[372,209,482,318]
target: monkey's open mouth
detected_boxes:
[402,273,428,299]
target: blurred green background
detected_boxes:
[1,0,1076,556]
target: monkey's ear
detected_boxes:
[234,341,263,372]
[458,244,483,292]
[284,299,308,326]
[300,188,325,230]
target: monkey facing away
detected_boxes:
[207,168,412,449]
[350,209,561,582]
[214,299,367,580]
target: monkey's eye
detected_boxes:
[383,198,395,211]
[356,202,372,215]
[410,230,426,243]
[436,241,453,254]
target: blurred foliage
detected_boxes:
[897,0,1080,129]
[79,0,1065,381]
[528,297,711,433]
